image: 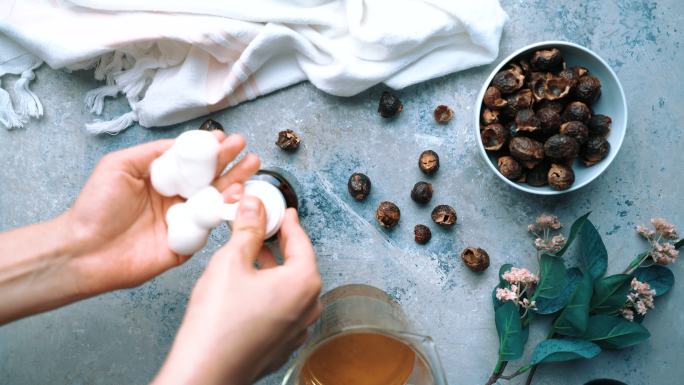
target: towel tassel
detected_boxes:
[0,76,25,129]
[13,68,43,119]
[85,109,138,135]
[84,85,120,115]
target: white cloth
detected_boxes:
[0,0,507,134]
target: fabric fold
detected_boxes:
[0,0,507,133]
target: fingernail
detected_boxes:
[239,196,261,218]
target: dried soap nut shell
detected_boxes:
[530,48,563,72]
[276,129,301,151]
[561,101,592,124]
[587,114,612,137]
[509,136,544,161]
[347,173,371,201]
[582,136,611,166]
[559,121,589,144]
[434,105,454,124]
[199,119,224,132]
[544,134,580,160]
[411,182,433,204]
[378,91,403,118]
[497,156,523,180]
[548,163,575,190]
[461,247,490,272]
[484,87,508,109]
[418,150,440,175]
[431,205,457,227]
[574,75,602,105]
[481,123,508,152]
[491,65,525,94]
[414,224,432,244]
[375,201,400,229]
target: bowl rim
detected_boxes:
[474,40,628,196]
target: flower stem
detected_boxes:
[484,360,508,385]
[624,251,650,274]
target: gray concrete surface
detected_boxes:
[0,1,682,384]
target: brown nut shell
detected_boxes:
[587,114,612,137]
[561,101,592,124]
[461,247,490,272]
[347,173,371,201]
[548,163,575,190]
[410,182,433,204]
[530,48,563,72]
[375,201,401,228]
[509,136,544,161]
[575,76,602,104]
[515,108,541,133]
[484,87,508,109]
[482,108,500,125]
[434,105,454,124]
[544,134,580,160]
[431,205,457,227]
[497,156,523,180]
[581,136,611,166]
[199,119,224,131]
[276,129,301,151]
[414,224,432,244]
[491,64,525,94]
[481,123,509,151]
[560,121,589,144]
[419,150,440,175]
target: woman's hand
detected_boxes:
[152,197,322,385]
[66,131,261,295]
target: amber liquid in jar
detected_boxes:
[299,332,416,385]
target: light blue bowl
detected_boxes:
[475,41,627,195]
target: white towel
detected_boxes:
[0,0,507,134]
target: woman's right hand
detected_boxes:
[153,196,322,385]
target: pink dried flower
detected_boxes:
[651,218,678,239]
[536,214,562,230]
[528,224,538,233]
[548,235,566,253]
[534,238,546,250]
[502,267,539,285]
[636,225,655,239]
[496,287,518,302]
[621,278,655,321]
[651,241,679,265]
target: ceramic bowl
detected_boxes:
[474,41,627,195]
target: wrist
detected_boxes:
[0,212,89,324]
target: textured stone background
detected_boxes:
[0,1,682,384]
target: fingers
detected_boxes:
[221,196,267,269]
[103,139,174,177]
[278,209,317,272]
[255,246,278,269]
[222,183,244,203]
[214,153,261,191]
[214,134,247,178]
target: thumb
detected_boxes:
[224,195,267,268]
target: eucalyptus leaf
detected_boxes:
[554,272,593,336]
[530,338,601,365]
[542,212,591,258]
[590,274,633,315]
[634,265,674,296]
[535,267,582,315]
[583,315,650,349]
[577,219,607,280]
[675,239,683,249]
[535,254,567,299]
[495,301,524,361]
